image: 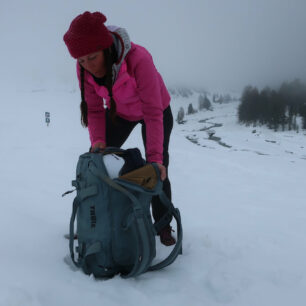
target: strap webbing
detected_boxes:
[69,197,80,267]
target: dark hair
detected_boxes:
[79,44,117,127]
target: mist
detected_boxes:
[1,0,306,93]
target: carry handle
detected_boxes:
[102,147,126,155]
[91,146,126,155]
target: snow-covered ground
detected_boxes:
[1,89,306,306]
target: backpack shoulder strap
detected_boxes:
[89,163,154,278]
[115,163,183,271]
[149,191,183,271]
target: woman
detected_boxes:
[63,11,175,246]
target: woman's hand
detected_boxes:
[156,163,167,181]
[90,141,106,152]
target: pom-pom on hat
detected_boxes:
[63,11,114,59]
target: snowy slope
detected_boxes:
[0,89,306,306]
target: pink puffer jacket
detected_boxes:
[76,42,171,164]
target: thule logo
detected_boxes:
[90,206,96,228]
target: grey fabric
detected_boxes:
[107,25,132,83]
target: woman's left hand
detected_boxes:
[156,163,167,181]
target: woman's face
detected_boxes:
[78,50,105,78]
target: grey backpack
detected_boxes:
[68,147,183,278]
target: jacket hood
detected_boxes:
[107,25,131,83]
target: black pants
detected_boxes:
[105,106,173,224]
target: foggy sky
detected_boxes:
[1,0,306,93]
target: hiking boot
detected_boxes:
[159,225,176,246]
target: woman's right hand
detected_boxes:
[90,141,106,152]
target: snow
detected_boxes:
[0,88,306,306]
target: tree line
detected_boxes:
[177,94,213,124]
[238,79,306,131]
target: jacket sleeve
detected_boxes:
[133,54,164,164]
[76,63,106,147]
